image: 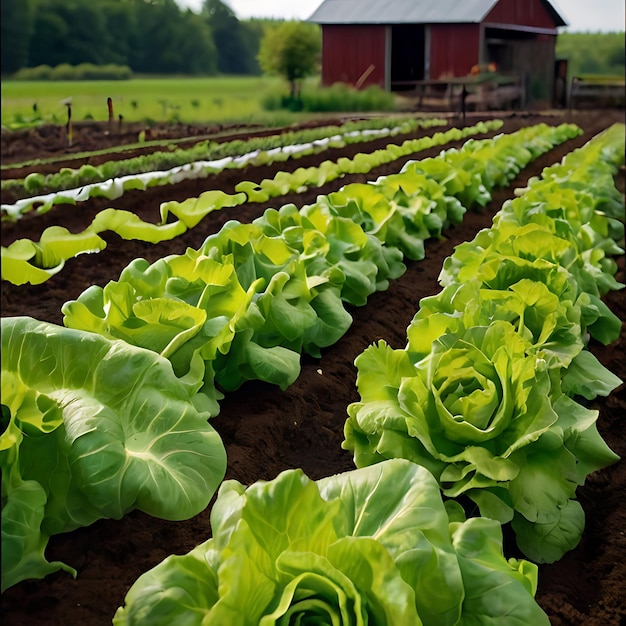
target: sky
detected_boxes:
[176,0,625,32]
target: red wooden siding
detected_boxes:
[429,24,481,79]
[485,0,558,29]
[320,25,387,88]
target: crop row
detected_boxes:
[1,121,581,600]
[2,120,501,286]
[112,123,624,624]
[62,123,578,409]
[345,122,625,564]
[1,116,446,218]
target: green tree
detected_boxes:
[556,32,625,77]
[10,0,218,75]
[29,0,124,68]
[100,0,138,67]
[130,0,216,74]
[176,10,218,75]
[1,0,34,74]
[28,7,71,68]
[203,0,257,74]
[257,21,321,99]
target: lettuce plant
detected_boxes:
[344,322,620,563]
[254,202,406,304]
[344,121,623,565]
[439,236,622,346]
[441,221,624,305]
[63,219,354,399]
[113,459,548,625]
[1,316,227,591]
[406,277,621,400]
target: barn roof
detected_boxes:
[308,0,567,27]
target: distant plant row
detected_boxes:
[2,116,443,204]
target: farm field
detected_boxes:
[0,76,302,127]
[1,108,625,625]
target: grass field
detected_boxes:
[0,76,315,127]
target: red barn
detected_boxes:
[308,0,567,102]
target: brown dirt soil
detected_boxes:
[1,110,625,625]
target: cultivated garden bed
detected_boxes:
[1,109,624,625]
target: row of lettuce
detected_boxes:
[1,116,446,217]
[1,121,573,592]
[1,120,498,286]
[344,122,625,564]
[1,121,621,624]
[60,123,577,414]
[111,122,625,625]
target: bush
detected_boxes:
[11,63,132,81]
[100,64,132,80]
[262,82,396,113]
[50,63,76,81]
[13,65,53,80]
[74,63,96,80]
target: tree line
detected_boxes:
[556,32,625,78]
[2,1,623,80]
[0,0,277,76]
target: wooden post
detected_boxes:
[460,85,468,127]
[60,98,73,147]
[66,103,72,147]
[107,97,114,134]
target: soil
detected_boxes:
[1,110,625,625]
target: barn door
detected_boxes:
[390,24,426,90]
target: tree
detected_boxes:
[556,32,626,77]
[257,21,321,99]
[175,11,217,75]
[6,0,218,75]
[29,0,125,68]
[28,8,71,68]
[130,0,216,74]
[1,0,34,74]
[203,0,257,74]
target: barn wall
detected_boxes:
[485,0,558,29]
[429,24,480,79]
[320,25,387,88]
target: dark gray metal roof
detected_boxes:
[308,0,566,26]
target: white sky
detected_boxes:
[176,0,625,32]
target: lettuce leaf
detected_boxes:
[114,460,547,625]
[1,316,227,591]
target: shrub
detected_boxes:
[49,63,75,81]
[262,82,397,113]
[12,65,53,80]
[11,63,132,81]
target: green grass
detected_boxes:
[0,76,319,127]
[572,75,625,83]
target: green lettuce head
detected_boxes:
[114,459,548,625]
[345,321,619,562]
[406,278,621,401]
[1,316,227,591]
